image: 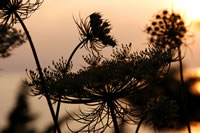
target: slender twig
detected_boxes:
[108,101,120,133]
[178,47,191,133]
[14,12,61,133]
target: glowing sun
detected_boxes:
[175,0,200,20]
[191,81,200,95]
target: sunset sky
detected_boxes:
[1,0,200,73]
[1,0,200,132]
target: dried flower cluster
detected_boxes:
[146,10,187,49]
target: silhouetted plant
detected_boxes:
[145,9,191,133]
[26,43,172,132]
[0,2,190,131]
[0,25,25,58]
[52,13,117,132]
[1,0,197,132]
[0,1,62,132]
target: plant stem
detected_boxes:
[55,40,85,128]
[15,12,61,133]
[66,40,85,69]
[108,101,120,133]
[135,116,145,133]
[178,47,191,133]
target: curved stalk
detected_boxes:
[55,40,85,129]
[135,116,145,133]
[66,40,85,69]
[178,47,191,133]
[15,12,61,133]
[108,101,120,133]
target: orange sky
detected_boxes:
[1,0,200,132]
[1,0,174,73]
[1,0,200,73]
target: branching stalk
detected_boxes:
[15,12,61,133]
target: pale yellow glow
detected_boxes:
[175,0,200,20]
[191,81,200,95]
[196,69,200,77]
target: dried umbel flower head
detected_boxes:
[146,10,187,49]
[0,0,43,27]
[74,12,117,53]
[0,25,26,58]
[25,43,172,132]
